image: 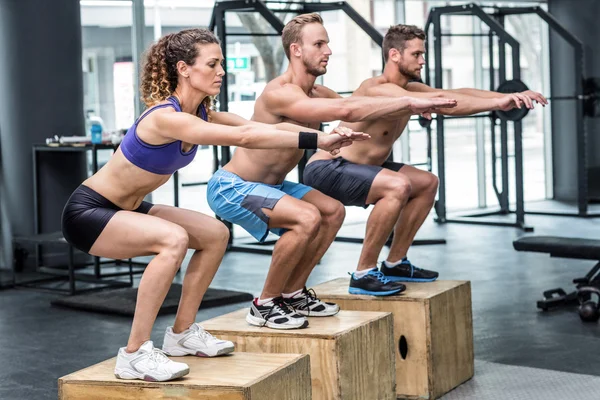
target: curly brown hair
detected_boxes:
[140,28,220,119]
[383,25,426,62]
[282,13,324,60]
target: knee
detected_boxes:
[386,177,412,203]
[324,201,345,228]
[426,174,439,197]
[216,222,230,247]
[295,205,322,238]
[208,222,230,249]
[161,227,189,262]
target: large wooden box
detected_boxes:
[59,352,311,400]
[201,309,396,400]
[312,278,474,400]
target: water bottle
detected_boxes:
[90,122,103,144]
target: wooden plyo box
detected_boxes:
[58,352,311,400]
[201,309,396,400]
[312,278,474,400]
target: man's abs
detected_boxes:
[310,116,410,166]
[229,100,319,183]
[225,147,305,184]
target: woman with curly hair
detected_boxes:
[61,28,367,382]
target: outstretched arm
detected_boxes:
[444,86,548,105]
[445,87,503,99]
[263,84,457,123]
[381,81,536,115]
[212,111,322,134]
[151,109,368,154]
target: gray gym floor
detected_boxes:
[1,209,600,399]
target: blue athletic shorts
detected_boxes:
[207,169,313,242]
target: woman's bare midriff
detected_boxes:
[83,148,171,210]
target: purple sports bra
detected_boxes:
[120,96,208,175]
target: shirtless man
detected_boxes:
[207,14,456,329]
[304,24,547,295]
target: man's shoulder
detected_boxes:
[354,75,391,93]
[312,84,339,98]
[260,78,305,100]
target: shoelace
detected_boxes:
[368,269,392,284]
[384,260,424,277]
[262,297,295,326]
[298,287,319,309]
[194,325,216,342]
[148,348,170,364]
[288,287,319,315]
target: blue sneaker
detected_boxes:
[348,268,406,296]
[380,258,439,282]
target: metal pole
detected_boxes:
[395,0,405,23]
[215,6,232,167]
[512,45,526,227]
[213,4,234,244]
[473,19,487,208]
[497,15,509,213]
[432,10,446,222]
[132,0,145,119]
[575,46,587,215]
[424,14,433,173]
[489,32,500,205]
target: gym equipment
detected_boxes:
[59,353,312,400]
[426,3,532,231]
[577,286,600,322]
[426,4,600,231]
[201,309,396,400]
[513,236,600,313]
[313,278,474,400]
[495,79,530,122]
[12,232,134,295]
[495,78,600,122]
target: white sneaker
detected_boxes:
[162,323,235,357]
[114,340,189,382]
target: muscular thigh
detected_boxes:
[89,210,185,259]
[392,165,437,195]
[300,189,343,217]
[148,204,227,250]
[263,195,318,230]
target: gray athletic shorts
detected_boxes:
[303,157,404,207]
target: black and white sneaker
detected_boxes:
[246,297,309,330]
[284,287,340,317]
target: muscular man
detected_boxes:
[304,24,547,295]
[207,14,456,329]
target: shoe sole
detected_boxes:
[348,287,404,296]
[114,367,190,382]
[246,313,309,329]
[296,308,340,317]
[385,276,438,282]
[163,344,235,357]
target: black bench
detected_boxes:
[12,231,141,295]
[513,236,600,310]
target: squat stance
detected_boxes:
[305,24,547,294]
[208,14,457,328]
[62,28,359,382]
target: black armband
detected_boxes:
[298,131,318,149]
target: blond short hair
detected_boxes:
[281,13,324,59]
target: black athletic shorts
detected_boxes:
[61,185,153,253]
[303,157,404,207]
